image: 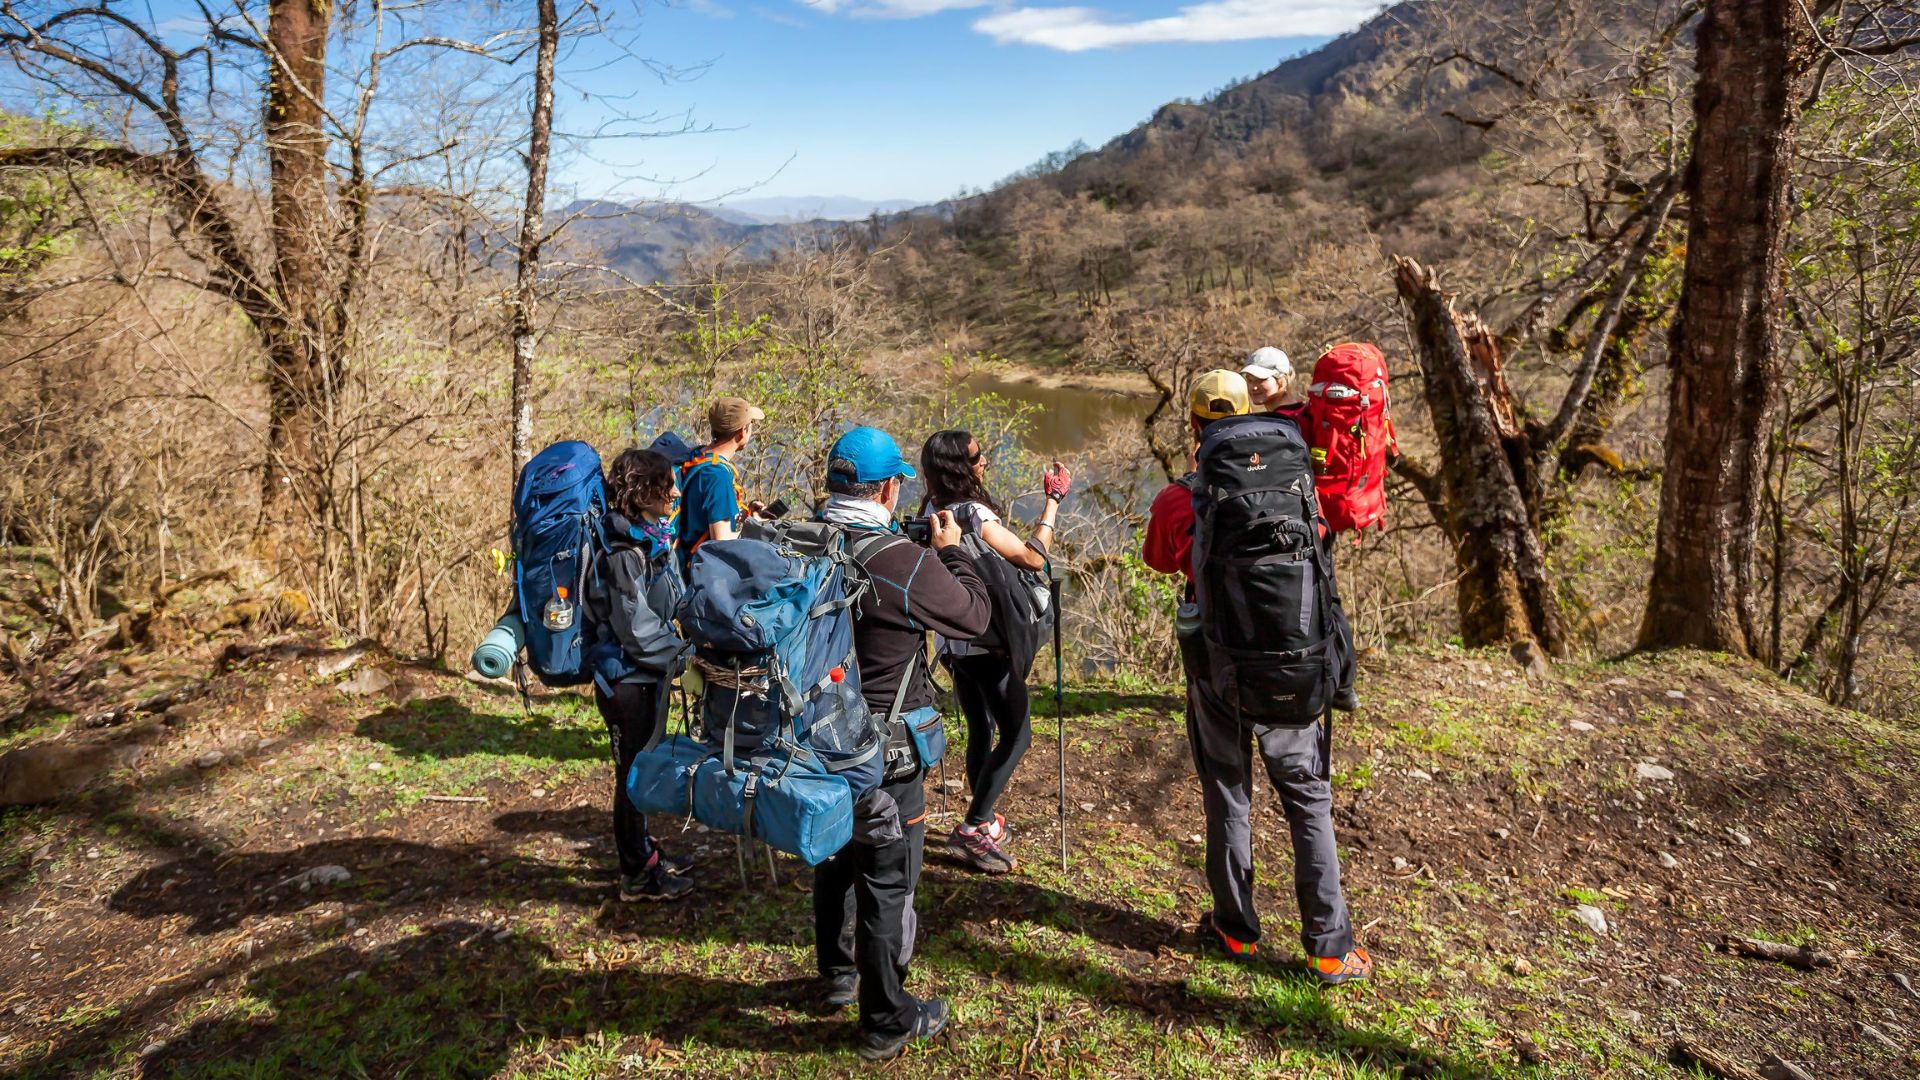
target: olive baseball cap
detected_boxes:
[1189,370,1252,421]
[708,396,765,436]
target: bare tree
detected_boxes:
[508,0,559,472]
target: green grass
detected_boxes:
[8,654,1914,1079]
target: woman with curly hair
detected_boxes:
[919,429,1071,875]
[584,447,695,901]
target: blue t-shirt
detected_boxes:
[675,457,740,574]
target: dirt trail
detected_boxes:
[1,639,1916,1078]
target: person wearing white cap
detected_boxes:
[1242,347,1294,412]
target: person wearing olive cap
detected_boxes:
[809,426,991,1061]
[1242,346,1294,412]
[674,396,764,578]
[1142,370,1372,986]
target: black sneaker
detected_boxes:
[1331,687,1360,713]
[618,867,693,902]
[656,848,695,876]
[824,972,858,1010]
[857,998,949,1062]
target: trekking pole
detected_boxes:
[1052,571,1067,874]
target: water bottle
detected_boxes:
[1175,602,1203,644]
[543,586,576,632]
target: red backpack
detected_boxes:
[1305,343,1397,534]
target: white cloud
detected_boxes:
[973,0,1379,51]
[803,0,991,15]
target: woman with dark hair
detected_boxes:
[584,447,695,901]
[919,429,1072,874]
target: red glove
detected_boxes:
[1043,463,1073,502]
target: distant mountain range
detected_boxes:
[556,200,845,285]
[716,196,923,224]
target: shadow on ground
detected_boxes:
[77,833,1490,1079]
[354,696,605,763]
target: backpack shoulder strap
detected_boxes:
[885,650,918,728]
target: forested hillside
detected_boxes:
[862,0,1920,718]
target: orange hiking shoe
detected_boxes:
[1310,947,1373,985]
[1201,913,1257,958]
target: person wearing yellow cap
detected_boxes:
[1140,369,1373,986]
[674,396,765,578]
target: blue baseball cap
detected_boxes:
[827,426,917,483]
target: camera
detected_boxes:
[761,497,792,520]
[902,517,932,545]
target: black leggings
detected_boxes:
[594,681,664,876]
[949,652,1031,829]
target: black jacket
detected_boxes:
[845,530,992,714]
[585,512,686,691]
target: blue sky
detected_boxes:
[557,0,1379,204]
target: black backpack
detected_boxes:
[948,502,1053,681]
[1190,413,1352,727]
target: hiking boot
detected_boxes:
[656,848,695,876]
[1331,686,1360,713]
[949,822,1016,874]
[617,866,693,902]
[1309,946,1374,985]
[984,814,1011,843]
[1200,912,1257,959]
[823,972,859,1010]
[857,998,949,1062]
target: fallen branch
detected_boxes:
[1761,1054,1814,1080]
[1860,1023,1902,1054]
[80,680,212,729]
[420,795,489,804]
[1724,936,1835,971]
[1670,1040,1766,1080]
[1894,972,1920,1003]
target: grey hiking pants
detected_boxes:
[1182,633,1355,958]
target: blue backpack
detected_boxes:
[625,526,888,865]
[511,441,607,687]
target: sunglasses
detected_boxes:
[968,449,987,465]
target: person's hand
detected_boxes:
[1185,444,1199,474]
[1043,462,1073,503]
[929,510,963,551]
[746,500,768,518]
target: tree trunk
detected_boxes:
[509,0,559,474]
[262,0,336,511]
[1638,0,1810,655]
[1393,256,1565,655]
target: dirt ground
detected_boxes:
[1,636,1917,1078]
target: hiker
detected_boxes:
[1142,370,1372,985]
[1242,346,1295,412]
[810,426,991,1061]
[675,396,764,577]
[918,430,1072,875]
[584,448,695,901]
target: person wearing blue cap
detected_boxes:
[809,425,992,1061]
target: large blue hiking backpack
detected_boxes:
[625,525,888,865]
[511,441,608,687]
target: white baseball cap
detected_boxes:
[1243,347,1293,381]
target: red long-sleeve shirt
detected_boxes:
[1143,479,1197,581]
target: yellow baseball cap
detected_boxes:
[1188,369,1251,421]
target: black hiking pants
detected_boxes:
[593,681,664,877]
[1180,634,1354,958]
[813,773,928,1037]
[948,652,1031,829]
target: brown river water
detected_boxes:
[961,370,1156,456]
